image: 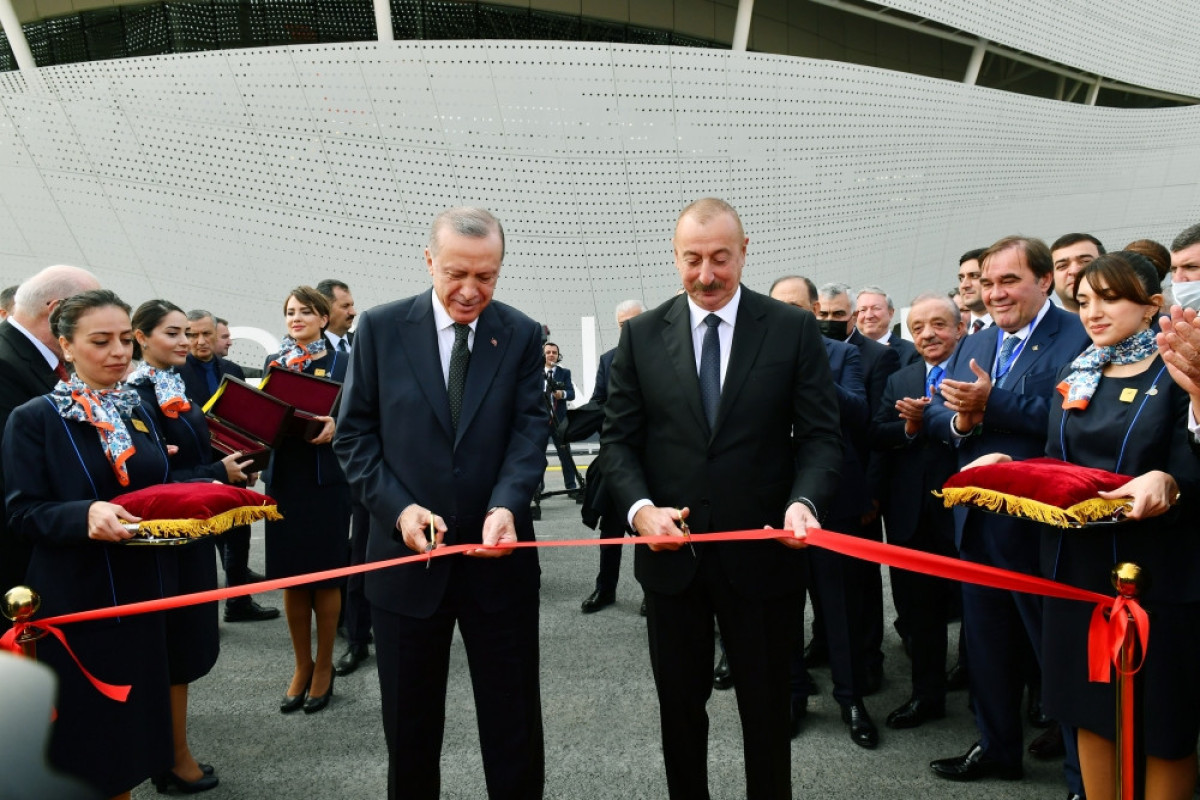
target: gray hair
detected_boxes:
[818,282,851,302]
[855,285,894,311]
[12,265,100,317]
[0,285,16,314]
[186,309,216,326]
[429,207,505,260]
[1171,222,1200,253]
[907,291,961,324]
[615,299,646,319]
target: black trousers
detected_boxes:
[888,511,957,703]
[218,524,251,606]
[342,502,372,646]
[593,512,625,595]
[644,550,799,800]
[372,574,543,800]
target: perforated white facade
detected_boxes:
[878,0,1200,98]
[1,41,1198,378]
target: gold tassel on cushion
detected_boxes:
[130,505,283,539]
[936,488,1129,528]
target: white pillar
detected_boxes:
[580,316,596,404]
[732,0,754,52]
[963,38,987,85]
[0,0,36,73]
[1086,76,1101,106]
[374,0,393,42]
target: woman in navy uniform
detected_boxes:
[263,285,350,714]
[127,299,254,793]
[973,252,1200,799]
[2,290,172,800]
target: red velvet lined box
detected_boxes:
[259,365,342,439]
[202,376,294,472]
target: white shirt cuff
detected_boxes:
[627,499,654,530]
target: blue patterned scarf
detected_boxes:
[125,363,191,418]
[1057,328,1158,410]
[50,376,141,486]
[270,336,325,372]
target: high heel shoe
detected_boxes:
[303,672,335,714]
[198,763,215,776]
[280,674,312,714]
[152,769,219,794]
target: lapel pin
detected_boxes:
[1031,345,1039,351]
[490,338,497,347]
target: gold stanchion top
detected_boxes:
[1111,563,1145,598]
[1,586,40,623]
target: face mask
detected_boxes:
[817,319,849,340]
[1171,280,1200,311]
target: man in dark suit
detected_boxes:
[855,285,920,367]
[869,292,964,730]
[179,309,279,623]
[770,275,877,747]
[334,207,549,800]
[814,282,900,690]
[926,236,1090,783]
[580,299,645,614]
[0,265,99,593]
[601,199,842,799]
[543,342,581,494]
[958,249,993,334]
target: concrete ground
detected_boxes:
[129,458,1074,799]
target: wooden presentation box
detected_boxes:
[202,376,294,472]
[259,365,342,440]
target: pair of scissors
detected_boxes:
[675,509,695,558]
[425,516,437,569]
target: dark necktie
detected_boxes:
[338,338,348,353]
[54,361,70,382]
[448,323,471,433]
[996,334,1019,388]
[546,369,556,413]
[971,318,985,334]
[925,365,944,397]
[699,314,721,430]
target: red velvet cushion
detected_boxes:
[111,483,281,539]
[940,457,1132,527]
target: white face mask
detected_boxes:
[1172,280,1200,311]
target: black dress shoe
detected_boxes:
[712,652,733,690]
[930,742,1023,781]
[224,599,280,623]
[303,674,335,714]
[1027,695,1052,728]
[946,661,969,691]
[580,589,616,614]
[334,643,369,676]
[1028,721,1066,759]
[885,697,946,729]
[789,695,808,740]
[280,676,311,714]
[1066,794,1084,800]
[198,763,214,776]
[803,638,828,667]
[840,702,879,749]
[152,769,219,794]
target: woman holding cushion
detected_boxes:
[971,252,1200,799]
[2,290,172,800]
[263,285,350,714]
[128,299,254,793]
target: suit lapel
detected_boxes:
[403,293,454,441]
[715,289,766,438]
[1003,306,1061,389]
[661,297,708,435]
[2,323,58,392]
[456,305,507,449]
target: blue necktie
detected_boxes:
[996,334,1019,388]
[699,314,721,430]
[925,365,944,397]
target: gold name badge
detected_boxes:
[1119,387,1138,403]
[131,418,150,433]
[314,369,327,377]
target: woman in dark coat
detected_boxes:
[2,290,172,800]
[263,285,350,714]
[970,253,1200,799]
[127,299,253,793]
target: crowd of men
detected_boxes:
[4,205,1200,800]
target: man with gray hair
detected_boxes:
[0,285,16,319]
[855,285,919,367]
[0,265,99,591]
[580,298,646,614]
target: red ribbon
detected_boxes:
[9,527,1145,711]
[0,622,130,703]
[1087,595,1150,684]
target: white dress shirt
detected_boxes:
[430,289,476,386]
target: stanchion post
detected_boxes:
[1110,562,1143,800]
[2,585,45,660]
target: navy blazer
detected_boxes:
[334,292,549,618]
[886,335,922,368]
[847,327,901,418]
[926,304,1089,560]
[178,354,246,407]
[544,363,574,423]
[590,348,616,405]
[870,361,959,545]
[823,338,872,523]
